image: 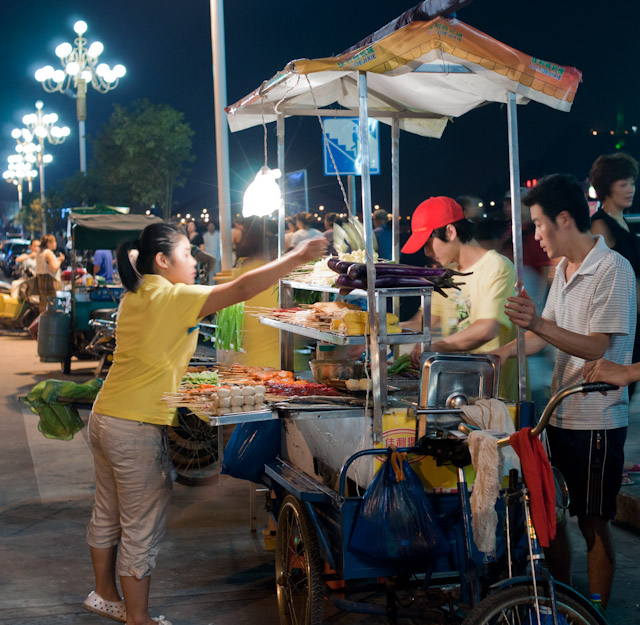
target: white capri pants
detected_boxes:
[86,411,173,579]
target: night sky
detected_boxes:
[2,0,639,219]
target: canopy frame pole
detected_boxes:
[359,71,384,439]
[391,116,400,264]
[506,91,527,403]
[277,113,293,370]
[391,116,401,359]
[277,114,286,257]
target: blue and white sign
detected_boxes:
[322,118,380,176]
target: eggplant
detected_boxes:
[374,276,433,288]
[334,274,367,290]
[327,258,355,274]
[346,263,367,280]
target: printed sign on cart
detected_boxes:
[322,118,380,176]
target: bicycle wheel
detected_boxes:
[461,582,606,625]
[168,409,220,486]
[275,495,323,625]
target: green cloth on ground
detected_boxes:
[23,378,103,440]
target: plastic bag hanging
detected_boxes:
[349,448,449,563]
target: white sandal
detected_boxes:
[83,590,127,622]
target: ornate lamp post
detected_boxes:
[13,101,69,235]
[3,153,38,215]
[34,19,125,173]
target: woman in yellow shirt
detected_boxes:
[84,222,326,625]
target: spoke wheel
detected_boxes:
[168,409,220,486]
[461,583,606,625]
[275,495,323,625]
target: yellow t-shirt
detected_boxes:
[431,249,517,400]
[93,274,211,426]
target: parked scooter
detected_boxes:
[0,271,40,331]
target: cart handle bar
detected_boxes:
[493,381,618,448]
[338,447,418,498]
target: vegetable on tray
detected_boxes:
[329,260,469,296]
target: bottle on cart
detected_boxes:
[523,604,568,624]
[589,593,608,622]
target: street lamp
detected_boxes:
[3,153,38,215]
[14,101,69,235]
[34,19,125,173]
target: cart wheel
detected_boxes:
[168,409,220,487]
[275,495,323,625]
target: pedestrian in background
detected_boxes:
[292,212,323,246]
[373,208,393,260]
[590,152,640,484]
[83,222,327,625]
[202,221,221,280]
[35,234,64,313]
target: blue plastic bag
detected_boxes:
[349,450,449,563]
[221,420,280,485]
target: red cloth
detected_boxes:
[510,427,556,548]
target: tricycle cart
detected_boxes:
[210,2,587,622]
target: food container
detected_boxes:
[309,359,364,384]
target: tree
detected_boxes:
[14,194,41,239]
[93,100,194,219]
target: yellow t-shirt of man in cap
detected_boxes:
[430,250,517,400]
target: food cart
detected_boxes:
[177,2,585,622]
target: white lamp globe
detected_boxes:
[88,41,104,57]
[55,42,72,58]
[74,21,88,35]
[113,64,126,78]
[53,70,66,83]
[66,62,80,76]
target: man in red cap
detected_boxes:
[403,196,517,400]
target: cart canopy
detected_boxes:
[70,213,163,250]
[226,14,581,137]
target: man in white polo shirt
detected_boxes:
[494,174,635,609]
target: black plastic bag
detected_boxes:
[221,420,280,485]
[349,449,449,563]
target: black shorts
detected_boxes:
[547,425,626,520]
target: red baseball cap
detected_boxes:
[401,196,465,254]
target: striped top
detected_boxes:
[543,235,636,430]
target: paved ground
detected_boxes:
[1,329,640,624]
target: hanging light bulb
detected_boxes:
[243,166,282,217]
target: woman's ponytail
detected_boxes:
[116,240,142,292]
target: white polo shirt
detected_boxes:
[542,235,636,430]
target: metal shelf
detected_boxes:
[282,279,434,298]
[205,408,277,426]
[259,315,428,345]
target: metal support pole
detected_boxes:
[506,92,526,403]
[391,117,400,264]
[276,114,293,370]
[210,0,233,271]
[358,72,384,439]
[77,80,88,174]
[277,114,286,257]
[38,150,47,235]
[348,175,357,216]
[391,117,401,358]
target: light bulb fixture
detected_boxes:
[243,166,282,218]
[35,18,125,173]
